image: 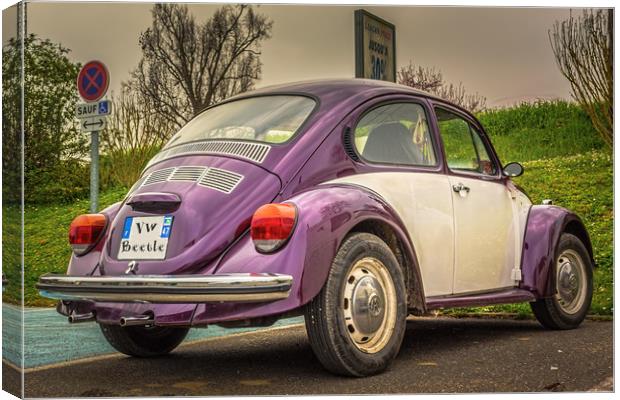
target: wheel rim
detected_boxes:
[342,257,397,354]
[555,249,587,315]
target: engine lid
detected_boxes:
[100,155,281,276]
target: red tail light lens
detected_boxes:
[69,214,107,255]
[250,203,297,253]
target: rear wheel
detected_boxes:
[100,324,189,357]
[304,232,407,377]
[530,233,593,330]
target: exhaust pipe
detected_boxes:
[68,312,95,323]
[120,314,154,327]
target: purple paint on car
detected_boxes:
[37,79,595,376]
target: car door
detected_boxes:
[328,100,455,297]
[434,105,518,294]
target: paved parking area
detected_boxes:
[3,316,612,397]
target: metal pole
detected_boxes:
[90,130,99,212]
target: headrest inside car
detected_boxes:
[363,122,423,165]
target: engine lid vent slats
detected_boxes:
[142,167,176,186]
[169,166,207,181]
[197,168,244,194]
[134,166,243,195]
[144,140,271,170]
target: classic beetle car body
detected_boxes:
[38,79,594,376]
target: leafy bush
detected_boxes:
[100,145,162,189]
[25,160,90,204]
[2,35,86,205]
[479,100,583,134]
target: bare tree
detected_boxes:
[131,4,272,128]
[550,9,613,146]
[396,62,443,93]
[435,82,487,114]
[101,87,175,188]
[397,61,487,113]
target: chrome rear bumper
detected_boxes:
[36,273,293,303]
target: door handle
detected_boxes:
[452,183,470,196]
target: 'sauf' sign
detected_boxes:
[76,100,112,119]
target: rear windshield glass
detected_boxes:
[164,95,316,148]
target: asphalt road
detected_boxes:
[4,317,613,397]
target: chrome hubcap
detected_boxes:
[342,257,396,354]
[351,275,386,334]
[555,249,586,314]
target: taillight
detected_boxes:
[69,214,107,255]
[250,203,297,253]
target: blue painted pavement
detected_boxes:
[2,304,302,369]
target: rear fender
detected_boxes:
[520,205,594,298]
[191,184,424,324]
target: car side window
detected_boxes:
[354,103,437,167]
[435,107,497,176]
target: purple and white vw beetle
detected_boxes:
[38,79,594,376]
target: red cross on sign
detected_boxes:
[77,60,109,102]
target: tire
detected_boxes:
[100,323,189,357]
[530,233,593,330]
[304,232,407,377]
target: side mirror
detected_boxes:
[503,162,524,177]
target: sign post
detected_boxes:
[90,131,99,212]
[76,60,110,213]
[354,10,396,82]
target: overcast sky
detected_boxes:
[3,3,580,107]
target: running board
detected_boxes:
[425,289,536,310]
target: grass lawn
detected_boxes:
[3,188,128,306]
[2,202,22,303]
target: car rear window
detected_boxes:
[164,95,316,148]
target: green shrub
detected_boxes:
[478,100,587,135]
[100,144,162,189]
[477,100,605,163]
[25,160,90,204]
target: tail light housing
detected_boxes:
[250,203,297,253]
[69,214,107,255]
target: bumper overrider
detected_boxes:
[36,273,293,303]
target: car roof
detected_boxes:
[230,78,475,119]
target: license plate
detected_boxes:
[118,216,173,260]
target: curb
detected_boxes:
[437,312,613,321]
